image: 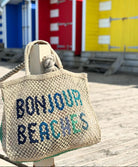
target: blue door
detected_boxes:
[32,1,36,41]
[6,0,36,48]
[0,14,3,43]
[6,3,22,48]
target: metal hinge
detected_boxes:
[57,45,72,49]
[57,45,65,49]
[67,45,72,49]
[50,0,66,5]
[58,22,72,26]
[129,16,138,20]
[108,45,120,50]
[110,16,138,22]
[58,0,72,3]
[127,46,138,49]
[109,16,128,22]
[57,0,66,4]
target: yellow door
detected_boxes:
[110,0,138,52]
[85,0,99,51]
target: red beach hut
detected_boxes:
[36,0,82,56]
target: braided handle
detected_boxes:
[0,62,25,82]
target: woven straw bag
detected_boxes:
[0,40,101,162]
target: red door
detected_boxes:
[38,0,82,55]
[49,0,72,50]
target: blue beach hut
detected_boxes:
[1,0,36,48]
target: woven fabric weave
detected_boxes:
[0,41,101,162]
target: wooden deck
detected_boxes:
[0,62,138,166]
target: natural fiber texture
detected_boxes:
[0,40,101,162]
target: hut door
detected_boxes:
[0,12,3,44]
[22,0,32,48]
[50,0,72,50]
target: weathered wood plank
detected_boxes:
[56,138,138,166]
[120,66,138,73]
[0,159,15,167]
[81,51,138,74]
[125,53,138,60]
[88,57,115,62]
[83,149,138,166]
[123,60,138,67]
[105,52,125,75]
[81,51,138,61]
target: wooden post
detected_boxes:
[29,43,55,167]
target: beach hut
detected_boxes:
[36,0,82,56]
[82,0,138,73]
[1,0,36,48]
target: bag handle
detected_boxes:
[0,62,25,82]
[0,40,63,82]
[25,40,63,75]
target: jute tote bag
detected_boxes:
[0,40,101,162]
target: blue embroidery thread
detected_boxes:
[70,114,81,134]
[48,94,54,113]
[39,122,50,141]
[16,98,25,119]
[80,112,89,130]
[28,123,39,144]
[50,120,60,139]
[26,96,35,116]
[62,89,74,107]
[60,117,71,137]
[18,124,27,145]
[71,89,83,106]
[35,96,46,115]
[54,93,65,110]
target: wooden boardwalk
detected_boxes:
[0,62,138,166]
